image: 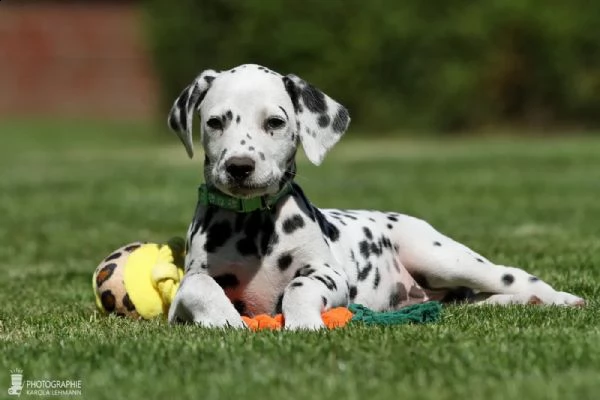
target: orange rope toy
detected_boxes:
[241,307,354,331]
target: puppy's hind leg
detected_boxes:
[393,215,585,306]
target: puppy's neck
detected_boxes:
[200,158,297,212]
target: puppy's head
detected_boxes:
[168,64,350,198]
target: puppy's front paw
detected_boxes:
[284,314,325,331]
[168,286,246,329]
[193,313,246,329]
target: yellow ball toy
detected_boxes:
[92,238,185,319]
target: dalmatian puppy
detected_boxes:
[166,64,585,330]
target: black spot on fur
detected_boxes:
[332,107,350,133]
[101,290,116,312]
[236,238,258,256]
[233,300,246,315]
[236,211,261,256]
[226,110,233,120]
[249,146,255,151]
[122,293,136,311]
[433,241,441,247]
[314,274,337,290]
[277,253,293,271]
[363,227,373,240]
[259,217,275,256]
[359,240,370,259]
[381,236,392,249]
[312,209,340,242]
[214,274,240,289]
[283,77,301,113]
[234,213,246,232]
[264,232,279,256]
[387,224,393,230]
[241,140,246,145]
[326,223,340,242]
[204,220,232,253]
[322,296,328,307]
[301,84,327,113]
[294,265,315,278]
[204,75,215,84]
[195,89,208,110]
[282,214,305,234]
[476,258,485,263]
[373,268,381,289]
[291,281,304,288]
[259,152,266,161]
[387,215,399,222]
[529,276,539,282]
[246,211,262,236]
[349,285,358,300]
[278,106,289,120]
[317,114,330,127]
[502,274,515,285]
[236,115,241,124]
[175,90,189,126]
[200,206,216,234]
[357,262,373,281]
[274,293,284,314]
[389,283,408,308]
[371,242,382,255]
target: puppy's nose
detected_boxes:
[225,157,255,181]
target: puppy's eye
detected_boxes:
[206,117,223,130]
[265,117,286,130]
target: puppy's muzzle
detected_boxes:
[225,156,256,182]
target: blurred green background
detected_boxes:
[146,0,600,133]
[1,0,598,134]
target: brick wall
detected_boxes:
[0,2,158,120]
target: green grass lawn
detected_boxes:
[1,120,599,400]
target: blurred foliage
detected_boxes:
[145,0,600,133]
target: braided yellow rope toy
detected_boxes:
[93,239,185,319]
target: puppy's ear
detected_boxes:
[168,70,219,158]
[283,74,350,165]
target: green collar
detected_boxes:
[198,184,292,213]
